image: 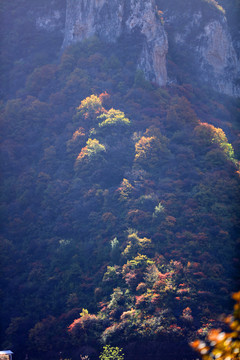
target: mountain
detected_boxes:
[0,1,239,360]
[1,0,239,98]
[62,0,168,86]
[62,0,239,95]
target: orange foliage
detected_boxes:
[191,292,240,359]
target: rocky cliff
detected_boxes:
[62,0,168,86]
[2,0,239,96]
[61,0,239,96]
[157,0,240,96]
[199,18,239,95]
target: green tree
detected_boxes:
[98,109,130,128]
[75,95,105,124]
[122,231,152,259]
[75,138,106,165]
[153,202,165,218]
[99,345,124,360]
[134,127,170,169]
[194,122,236,163]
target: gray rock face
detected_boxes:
[126,0,168,86]
[62,0,168,86]
[36,10,63,32]
[62,0,122,45]
[199,19,239,96]
[62,0,239,95]
[158,0,239,96]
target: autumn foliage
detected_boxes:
[0,17,239,360]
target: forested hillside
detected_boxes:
[0,1,239,360]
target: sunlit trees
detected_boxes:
[194,122,237,164]
[122,231,153,259]
[74,95,131,136]
[99,345,124,360]
[75,94,105,124]
[134,135,156,166]
[117,178,134,201]
[74,138,106,170]
[153,202,165,218]
[1,16,240,360]
[98,109,130,128]
[68,308,104,346]
[86,241,200,346]
[72,95,133,183]
[134,127,171,169]
[211,127,235,162]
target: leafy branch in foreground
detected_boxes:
[191,291,240,359]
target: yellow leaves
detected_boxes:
[134,127,170,169]
[75,94,130,139]
[117,178,134,200]
[75,138,106,165]
[134,136,159,167]
[80,308,89,318]
[85,138,106,156]
[194,122,235,162]
[99,345,124,360]
[122,232,153,259]
[230,321,240,331]
[134,135,155,162]
[211,128,235,160]
[138,236,152,248]
[76,94,104,120]
[152,202,165,218]
[98,108,130,128]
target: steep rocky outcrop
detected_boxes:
[4,0,238,96]
[126,0,168,86]
[199,19,239,95]
[62,0,168,86]
[157,0,239,96]
[61,0,239,95]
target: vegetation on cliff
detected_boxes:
[0,1,239,360]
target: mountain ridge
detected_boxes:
[61,0,240,96]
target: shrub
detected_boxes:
[99,345,124,360]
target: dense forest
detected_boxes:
[0,0,240,359]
